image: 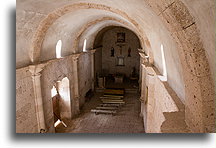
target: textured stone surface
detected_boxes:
[39,53,92,132]
[78,53,92,107]
[16,67,38,133]
[145,0,215,133]
[55,93,144,133]
[16,0,215,133]
[16,0,186,106]
[141,66,188,133]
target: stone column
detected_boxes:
[139,63,146,117]
[29,64,47,133]
[138,50,148,117]
[72,53,81,114]
[90,49,96,91]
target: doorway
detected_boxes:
[51,77,71,128]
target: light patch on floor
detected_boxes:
[55,93,144,133]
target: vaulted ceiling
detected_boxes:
[16,0,215,102]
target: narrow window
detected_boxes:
[158,44,167,81]
[83,39,87,52]
[56,40,62,58]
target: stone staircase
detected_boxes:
[91,88,125,115]
[95,88,138,94]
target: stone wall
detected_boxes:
[16,0,215,133]
[101,27,140,77]
[141,66,188,133]
[16,67,38,133]
[94,47,102,79]
[40,56,75,133]
[40,53,92,132]
[16,52,92,133]
[78,53,92,107]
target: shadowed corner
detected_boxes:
[8,6,16,140]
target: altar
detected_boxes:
[114,75,124,83]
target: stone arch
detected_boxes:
[71,16,154,64]
[30,2,149,63]
[92,26,142,49]
[29,0,215,132]
[144,0,215,132]
[72,17,145,51]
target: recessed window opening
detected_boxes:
[158,44,167,81]
[56,40,62,58]
[51,86,58,97]
[83,39,87,52]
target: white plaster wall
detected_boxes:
[16,0,186,103]
[41,9,131,61]
[77,20,134,51]
[147,24,185,102]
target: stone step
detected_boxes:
[100,103,121,107]
[102,100,125,104]
[100,96,123,99]
[101,99,125,102]
[103,94,124,98]
[91,109,117,115]
[96,88,138,94]
[104,89,124,95]
[96,106,118,110]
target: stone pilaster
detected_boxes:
[72,53,81,114]
[139,63,146,117]
[90,49,96,91]
[138,49,149,91]
[29,63,47,133]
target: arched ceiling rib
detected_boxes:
[17,1,216,130]
[30,2,154,63]
[41,8,140,61]
[18,0,204,102]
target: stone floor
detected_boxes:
[55,92,145,133]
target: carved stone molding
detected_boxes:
[28,64,47,133]
[138,49,149,65]
[89,49,96,54]
[71,53,81,61]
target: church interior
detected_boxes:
[16,0,215,133]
